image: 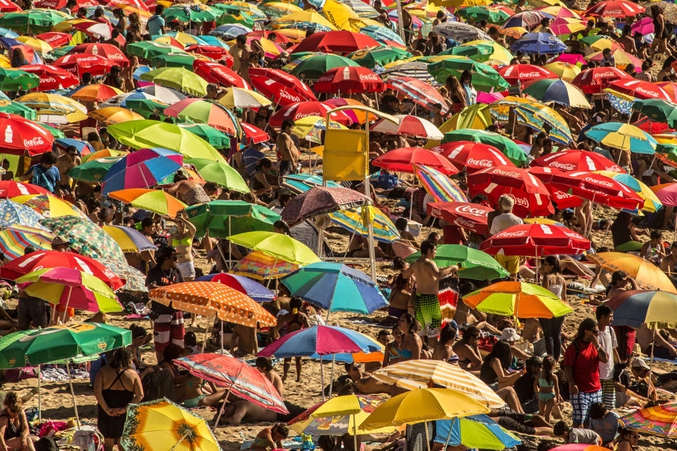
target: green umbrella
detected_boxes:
[456,6,510,24]
[50,45,73,58]
[406,244,509,280]
[228,231,320,266]
[186,158,249,193]
[0,9,70,34]
[163,5,221,22]
[41,216,127,263]
[180,123,231,147]
[37,123,65,138]
[290,54,361,81]
[140,67,209,97]
[443,129,528,166]
[150,52,197,70]
[125,98,169,119]
[108,120,226,161]
[0,101,36,120]
[216,12,256,28]
[0,68,39,91]
[348,47,412,69]
[632,98,677,128]
[68,156,122,183]
[126,41,178,60]
[185,200,280,239]
[428,56,510,92]
[212,2,266,20]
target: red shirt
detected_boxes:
[563,339,601,393]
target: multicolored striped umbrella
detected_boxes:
[329,206,400,244]
[102,225,156,253]
[232,250,300,280]
[414,164,468,203]
[0,225,54,260]
[595,171,662,213]
[620,401,677,437]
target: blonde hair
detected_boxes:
[498,195,515,211]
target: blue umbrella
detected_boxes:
[0,28,18,38]
[435,415,521,450]
[359,25,405,46]
[195,272,275,302]
[53,138,95,156]
[510,32,566,54]
[281,174,342,194]
[0,200,47,230]
[102,147,183,194]
[210,24,252,39]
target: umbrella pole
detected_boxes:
[202,315,213,353]
[353,413,358,451]
[220,320,224,353]
[62,286,73,324]
[650,325,656,373]
[320,357,326,402]
[534,249,539,284]
[424,421,431,451]
[229,216,233,270]
[66,361,80,429]
[213,389,231,427]
[38,365,41,423]
[328,355,335,398]
[442,418,454,450]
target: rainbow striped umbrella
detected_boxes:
[621,401,677,437]
[414,164,468,203]
[0,225,54,260]
[232,250,299,280]
[329,206,400,244]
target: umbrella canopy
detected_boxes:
[371,115,444,140]
[269,101,353,127]
[406,244,508,281]
[232,250,300,280]
[258,324,382,358]
[290,54,360,81]
[605,290,677,329]
[329,206,400,244]
[620,402,677,437]
[292,31,379,55]
[0,113,54,156]
[350,47,412,69]
[531,149,624,173]
[480,223,590,256]
[140,67,209,97]
[102,225,156,253]
[186,159,249,193]
[280,186,369,226]
[386,76,450,115]
[443,129,528,167]
[0,67,39,91]
[88,107,144,125]
[228,231,320,266]
[433,22,491,42]
[70,84,124,103]
[463,281,573,318]
[609,79,671,101]
[523,79,591,108]
[0,225,53,260]
[0,199,45,229]
[109,189,187,218]
[68,156,121,183]
[164,99,240,136]
[509,32,567,54]
[16,267,122,314]
[66,43,129,66]
[121,398,220,451]
[185,200,280,239]
[195,273,274,302]
[0,322,130,368]
[281,262,388,314]
[373,147,457,175]
[100,258,147,293]
[102,148,183,194]
[412,165,467,205]
[427,202,491,235]
[149,282,276,328]
[498,64,558,85]
[428,56,509,92]
[314,66,385,94]
[432,141,514,173]
[249,67,316,106]
[53,53,117,77]
[588,252,677,292]
[13,194,83,219]
[595,170,662,213]
[436,415,521,450]
[585,0,644,17]
[40,216,127,264]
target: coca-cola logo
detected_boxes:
[454,217,476,229]
[512,196,529,207]
[79,57,100,63]
[467,158,494,168]
[279,90,301,102]
[110,54,126,61]
[491,168,521,178]
[522,72,542,78]
[496,230,528,238]
[593,71,617,80]
[24,137,45,147]
[635,87,659,97]
[549,161,575,171]
[359,74,380,81]
[41,77,56,84]
[454,205,487,216]
[585,176,613,188]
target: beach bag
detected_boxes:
[5,366,37,382]
[71,426,103,451]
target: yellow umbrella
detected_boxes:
[271,11,337,30]
[587,37,616,51]
[16,36,53,54]
[544,61,581,82]
[539,5,581,18]
[15,92,87,116]
[524,217,560,225]
[121,398,220,451]
[587,252,677,293]
[12,194,84,218]
[501,26,527,39]
[263,2,304,15]
[293,115,347,144]
[0,55,10,68]
[218,87,272,109]
[82,148,128,163]
[89,107,145,125]
[109,189,188,218]
[440,103,493,133]
[268,28,306,42]
[526,0,564,7]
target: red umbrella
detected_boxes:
[431,141,515,173]
[0,181,49,198]
[35,32,71,48]
[372,147,458,175]
[386,76,450,115]
[531,149,625,173]
[67,43,130,67]
[292,31,380,55]
[269,102,352,127]
[53,53,117,77]
[313,66,386,94]
[185,44,227,60]
[0,114,54,156]
[426,202,491,234]
[468,166,554,217]
[572,67,632,94]
[497,64,558,86]
[241,122,270,145]
[371,115,444,140]
[634,117,674,134]
[0,250,124,290]
[21,64,80,91]
[585,0,644,17]
[34,0,97,7]
[608,79,671,101]
[247,30,293,46]
[193,60,249,89]
[480,223,590,256]
[0,0,21,12]
[249,67,316,106]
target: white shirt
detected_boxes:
[598,326,618,380]
[490,212,523,235]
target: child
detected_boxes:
[553,421,602,445]
[589,402,620,445]
[535,356,561,423]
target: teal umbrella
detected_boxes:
[38,123,66,138]
[185,200,281,239]
[406,244,508,281]
[150,52,197,70]
[124,98,169,119]
[0,10,69,34]
[348,47,413,69]
[443,129,528,166]
[428,56,509,92]
[68,156,122,183]
[163,5,221,22]
[0,68,39,91]
[632,98,677,128]
[0,101,36,120]
[180,124,232,147]
[291,54,361,81]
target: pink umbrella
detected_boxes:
[477,91,504,104]
[554,53,586,65]
[631,17,654,35]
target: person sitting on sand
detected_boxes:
[0,392,35,451]
[256,357,284,398]
[553,421,602,445]
[453,326,483,373]
[250,424,289,451]
[182,373,230,408]
[479,341,525,414]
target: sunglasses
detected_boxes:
[589,329,600,334]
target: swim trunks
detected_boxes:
[414,293,441,338]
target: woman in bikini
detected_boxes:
[397,313,422,361]
[0,393,34,451]
[382,325,403,366]
[432,323,458,363]
[182,373,230,408]
[272,297,309,382]
[170,211,197,281]
[453,325,483,373]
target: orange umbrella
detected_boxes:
[88,107,144,125]
[587,252,677,293]
[463,281,573,318]
[324,98,372,124]
[108,188,186,218]
[149,281,277,327]
[70,84,123,103]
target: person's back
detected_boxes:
[147,6,165,36]
[490,211,522,235]
[568,427,602,445]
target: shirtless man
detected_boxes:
[402,240,457,341]
[164,170,210,206]
[344,363,402,396]
[276,119,299,178]
[56,146,80,198]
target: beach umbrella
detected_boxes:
[126,42,179,60]
[543,62,580,82]
[0,10,69,34]
[349,46,412,69]
[584,122,657,154]
[102,148,183,194]
[219,87,272,109]
[240,123,269,145]
[632,98,677,127]
[497,64,557,85]
[99,258,146,293]
[164,99,239,135]
[436,415,521,450]
[66,43,129,67]
[427,202,491,234]
[140,67,209,97]
[0,67,39,91]
[290,54,360,81]
[0,113,54,156]
[457,6,511,23]
[109,189,186,218]
[432,141,514,173]
[510,32,567,54]
[149,282,276,328]
[428,56,509,91]
[195,273,274,302]
[372,147,457,174]
[433,22,491,42]
[386,76,449,115]
[281,174,342,194]
[585,0,644,17]
[180,124,231,148]
[314,66,385,94]
[228,231,320,266]
[210,24,252,39]
[122,398,221,451]
[587,252,677,293]
[175,353,287,417]
[281,262,388,314]
[280,186,369,226]
[269,102,353,127]
[0,225,53,260]
[249,67,316,106]
[0,100,36,119]
[232,250,300,280]
[69,84,124,103]
[463,280,573,318]
[531,149,624,173]
[651,183,677,206]
[185,200,280,239]
[0,199,46,229]
[192,60,249,89]
[12,194,83,219]
[371,116,444,140]
[572,67,632,94]
[447,40,513,66]
[163,4,221,22]
[88,107,144,125]
[68,157,120,183]
[359,25,404,46]
[503,10,552,28]
[53,53,117,77]
[620,402,677,437]
[15,92,87,121]
[40,216,127,264]
[107,120,225,162]
[406,244,508,281]
[608,80,671,101]
[443,129,528,166]
[595,171,662,213]
[605,290,677,329]
[381,61,434,82]
[102,225,155,253]
[329,206,400,244]
[522,78,590,109]
[480,223,590,256]
[413,164,468,203]
[439,103,493,131]
[0,181,48,198]
[0,0,21,12]
[185,159,249,193]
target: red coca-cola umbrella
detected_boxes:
[431,141,515,173]
[0,181,49,198]
[313,66,386,94]
[480,223,590,256]
[185,45,227,60]
[193,60,249,89]
[67,43,130,67]
[292,31,380,55]
[373,147,458,175]
[530,149,625,173]
[34,0,98,8]
[249,67,316,107]
[0,113,54,156]
[497,64,558,86]
[53,53,117,77]
[634,116,674,134]
[572,67,632,94]
[468,166,554,217]
[268,102,352,127]
[35,32,71,48]
[21,64,80,91]
[608,79,671,101]
[0,0,21,12]
[427,202,491,234]
[241,122,270,145]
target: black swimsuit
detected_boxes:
[0,413,23,441]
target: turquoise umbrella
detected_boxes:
[68,156,122,183]
[185,200,280,239]
[0,200,46,230]
[584,122,657,155]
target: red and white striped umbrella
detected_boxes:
[241,122,270,145]
[371,114,444,140]
[386,76,450,115]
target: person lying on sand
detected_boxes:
[219,399,305,426]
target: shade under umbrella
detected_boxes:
[280,186,369,227]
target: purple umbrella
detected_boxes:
[195,272,275,302]
[101,148,183,195]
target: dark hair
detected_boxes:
[526,356,542,372]
[184,331,197,347]
[575,318,597,341]
[542,355,555,384]
[273,220,291,236]
[462,325,480,342]
[611,270,628,286]
[395,217,408,231]
[163,343,183,363]
[650,230,662,240]
[40,152,57,165]
[421,240,436,256]
[589,402,607,420]
[156,245,177,266]
[256,158,272,170]
[439,322,456,344]
[289,296,303,312]
[130,324,147,339]
[256,356,273,371]
[281,119,295,130]
[484,340,512,370]
[155,4,164,14]
[399,312,419,335]
[272,423,289,439]
[619,427,636,440]
[553,421,569,436]
[3,392,19,410]
[110,347,133,371]
[393,256,407,270]
[236,34,247,45]
[596,304,612,321]
[279,191,292,205]
[543,255,561,274]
